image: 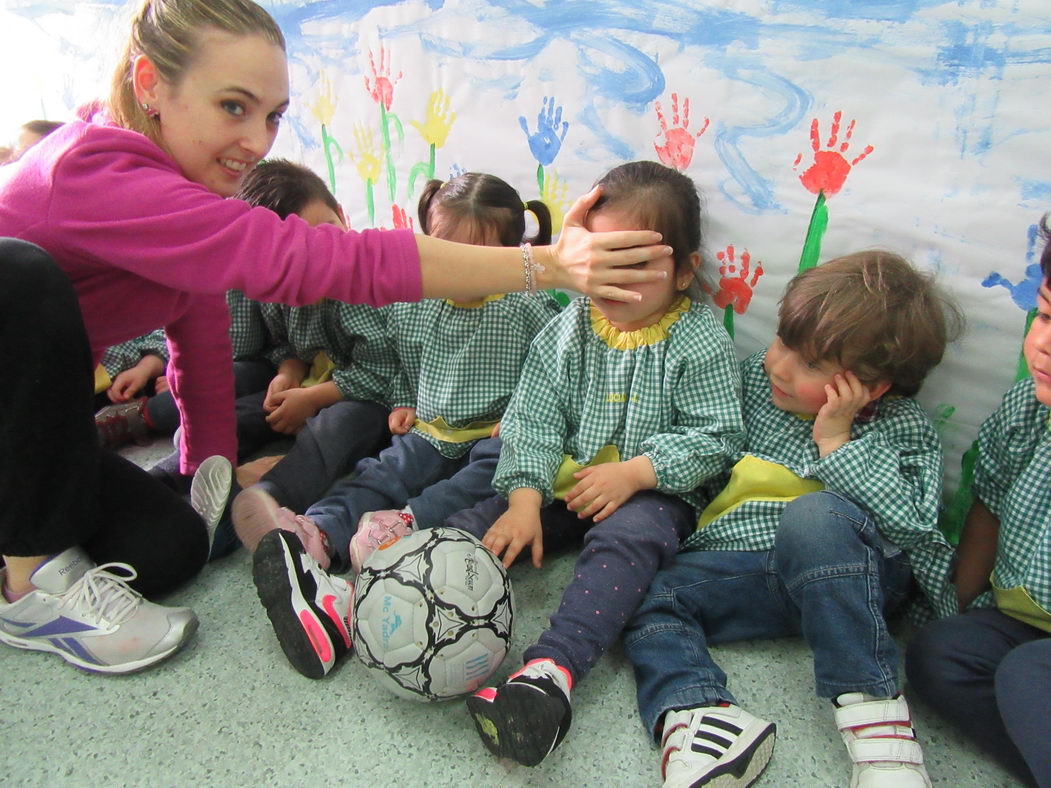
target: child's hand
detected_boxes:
[565,457,656,522]
[265,388,320,435]
[812,371,872,457]
[107,354,164,402]
[264,373,301,413]
[490,421,502,438]
[388,407,416,435]
[483,505,544,569]
[107,367,151,402]
[154,375,169,395]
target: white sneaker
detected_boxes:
[834,693,930,787]
[661,704,776,788]
[190,455,233,550]
[0,548,198,674]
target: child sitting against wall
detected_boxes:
[233,171,562,678]
[623,251,962,788]
[906,217,1051,788]
[448,161,746,767]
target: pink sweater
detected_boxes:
[0,111,421,472]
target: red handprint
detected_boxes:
[364,44,403,111]
[793,111,874,196]
[391,204,414,231]
[654,93,709,172]
[709,245,764,314]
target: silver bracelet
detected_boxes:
[520,242,544,296]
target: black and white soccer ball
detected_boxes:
[352,527,514,701]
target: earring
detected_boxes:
[141,102,159,119]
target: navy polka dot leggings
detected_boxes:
[447,490,694,684]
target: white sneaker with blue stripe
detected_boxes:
[0,547,197,674]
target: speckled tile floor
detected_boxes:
[1,438,1023,787]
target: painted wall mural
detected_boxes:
[2,0,1050,536]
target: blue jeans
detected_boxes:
[906,608,1049,787]
[623,491,912,738]
[448,490,695,684]
[306,432,501,571]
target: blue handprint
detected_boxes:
[519,96,570,167]
[981,224,1041,311]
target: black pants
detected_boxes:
[0,238,206,596]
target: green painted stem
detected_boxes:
[379,104,396,203]
[428,144,436,180]
[536,164,545,195]
[321,124,344,196]
[365,180,375,227]
[798,191,828,273]
[723,305,735,338]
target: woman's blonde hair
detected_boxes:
[108,0,285,146]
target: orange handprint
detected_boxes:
[793,111,874,196]
[710,245,764,314]
[364,44,403,111]
[654,93,709,172]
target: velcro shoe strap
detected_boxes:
[845,735,925,766]
[835,696,911,731]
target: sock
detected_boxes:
[2,581,32,603]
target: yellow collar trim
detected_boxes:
[590,296,690,350]
[445,294,506,309]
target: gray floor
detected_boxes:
[3,437,1023,787]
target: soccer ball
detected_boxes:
[352,527,514,701]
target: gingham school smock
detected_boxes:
[323,301,398,404]
[99,329,168,379]
[972,376,1051,624]
[381,293,563,459]
[493,296,744,510]
[226,290,271,361]
[682,350,958,620]
[260,301,329,370]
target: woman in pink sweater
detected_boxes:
[0,0,669,675]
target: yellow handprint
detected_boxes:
[310,73,338,127]
[540,168,571,235]
[349,124,381,183]
[410,90,456,149]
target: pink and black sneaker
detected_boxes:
[251,529,353,679]
[466,658,573,766]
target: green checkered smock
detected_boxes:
[493,296,744,510]
[323,301,397,404]
[381,293,563,458]
[99,329,168,378]
[226,290,271,361]
[971,376,1051,625]
[260,301,329,368]
[682,350,957,621]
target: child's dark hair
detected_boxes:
[417,173,551,247]
[778,251,964,397]
[1039,213,1051,284]
[590,160,706,299]
[235,159,339,219]
[21,120,64,138]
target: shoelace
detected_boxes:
[59,563,143,626]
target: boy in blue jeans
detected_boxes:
[906,220,1051,788]
[624,252,962,788]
